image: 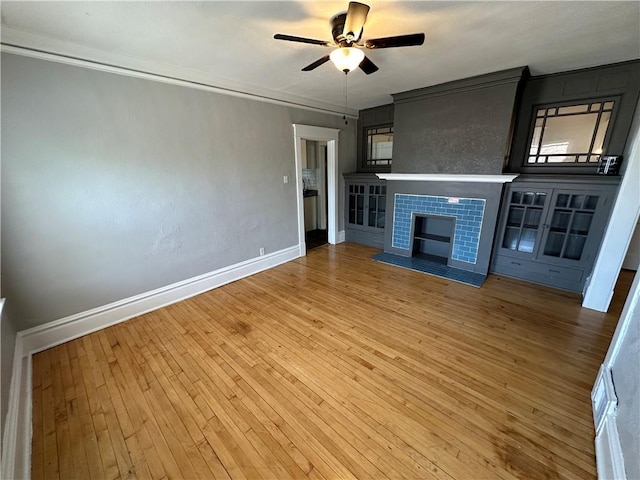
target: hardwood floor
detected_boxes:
[31,243,633,480]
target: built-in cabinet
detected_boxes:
[491,178,618,292]
[344,173,387,248]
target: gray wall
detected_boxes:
[1,300,17,445]
[611,291,640,479]
[1,53,356,330]
[391,68,525,174]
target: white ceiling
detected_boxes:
[1,1,639,114]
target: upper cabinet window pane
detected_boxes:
[540,114,599,153]
[526,100,615,166]
[593,111,612,154]
[365,125,393,167]
[557,105,589,115]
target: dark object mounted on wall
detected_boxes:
[597,156,623,175]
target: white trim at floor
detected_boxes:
[1,335,30,480]
[1,244,300,480]
[596,413,627,480]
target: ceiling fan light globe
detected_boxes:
[330,47,365,73]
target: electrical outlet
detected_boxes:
[259,247,265,256]
[283,175,289,184]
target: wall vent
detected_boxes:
[592,364,618,435]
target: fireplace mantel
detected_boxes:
[376,173,519,183]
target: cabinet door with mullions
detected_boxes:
[367,184,387,229]
[499,187,552,258]
[539,190,602,263]
[348,183,366,226]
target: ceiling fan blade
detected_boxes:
[359,55,379,75]
[274,34,331,47]
[302,55,331,71]
[365,33,425,49]
[343,2,370,41]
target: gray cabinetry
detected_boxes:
[491,179,618,292]
[344,173,386,248]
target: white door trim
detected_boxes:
[293,124,340,256]
[318,142,328,231]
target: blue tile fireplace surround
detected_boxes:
[379,177,508,276]
[392,194,486,264]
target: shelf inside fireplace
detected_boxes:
[411,214,455,263]
[414,232,451,243]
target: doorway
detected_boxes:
[293,125,340,256]
[302,140,328,250]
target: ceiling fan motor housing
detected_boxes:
[331,13,354,46]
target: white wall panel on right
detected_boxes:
[622,219,640,270]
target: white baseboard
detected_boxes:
[1,336,31,480]
[593,365,627,479]
[20,245,300,355]
[2,245,301,479]
[337,230,346,243]
[596,415,627,480]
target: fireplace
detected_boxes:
[393,194,486,265]
[411,214,455,264]
[378,174,518,275]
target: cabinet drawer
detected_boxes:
[494,256,583,281]
[537,264,583,282]
[494,256,535,271]
[346,228,384,248]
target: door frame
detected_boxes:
[293,124,340,256]
[318,142,328,231]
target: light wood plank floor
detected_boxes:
[32,243,633,480]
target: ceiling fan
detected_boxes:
[274,1,425,75]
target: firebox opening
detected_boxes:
[411,214,455,265]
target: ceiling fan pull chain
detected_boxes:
[343,71,348,125]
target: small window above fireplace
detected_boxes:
[526,100,615,167]
[364,125,393,168]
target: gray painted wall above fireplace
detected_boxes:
[391,67,527,175]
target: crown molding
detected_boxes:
[392,66,528,104]
[1,26,358,118]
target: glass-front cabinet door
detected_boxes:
[493,181,617,293]
[348,183,366,226]
[367,184,386,229]
[500,188,551,257]
[539,190,600,263]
